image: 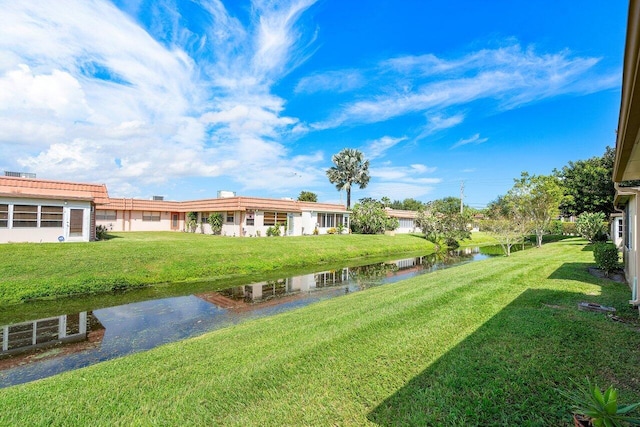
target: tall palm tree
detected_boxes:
[326,148,370,209]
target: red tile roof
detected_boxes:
[102,196,347,213]
[0,177,347,213]
[0,177,110,204]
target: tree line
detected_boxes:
[317,146,616,251]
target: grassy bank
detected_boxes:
[1,238,638,425]
[0,232,454,304]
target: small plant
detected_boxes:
[313,227,319,235]
[336,222,345,234]
[186,212,198,233]
[561,378,640,427]
[95,225,109,240]
[208,213,223,235]
[593,242,620,276]
[326,227,337,234]
[266,225,281,237]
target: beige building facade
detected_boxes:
[613,0,640,309]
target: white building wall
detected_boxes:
[0,197,92,243]
[624,197,640,305]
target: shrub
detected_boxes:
[266,225,281,237]
[546,219,563,235]
[95,225,109,240]
[208,213,223,235]
[576,212,607,243]
[350,200,389,234]
[562,222,577,235]
[593,242,619,275]
[336,223,345,234]
[326,227,337,234]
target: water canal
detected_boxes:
[0,246,502,388]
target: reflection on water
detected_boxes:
[0,247,492,388]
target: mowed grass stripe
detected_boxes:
[1,238,639,426]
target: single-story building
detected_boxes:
[385,208,422,234]
[612,0,640,310]
[1,176,429,242]
[0,176,109,243]
[97,196,351,237]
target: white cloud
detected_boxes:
[451,133,488,149]
[312,44,617,130]
[363,136,407,159]
[0,0,322,196]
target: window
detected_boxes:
[625,207,632,250]
[40,206,63,227]
[264,212,287,226]
[13,205,37,227]
[226,212,235,224]
[200,213,209,224]
[96,210,117,221]
[0,204,7,228]
[398,218,414,228]
[618,220,623,239]
[317,213,336,228]
[246,211,255,226]
[142,211,161,221]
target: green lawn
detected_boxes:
[0,232,462,305]
[1,237,638,426]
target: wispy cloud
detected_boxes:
[295,69,365,94]
[414,112,466,141]
[366,163,441,200]
[310,44,617,130]
[0,0,320,196]
[362,136,407,159]
[451,133,488,149]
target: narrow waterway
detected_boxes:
[0,246,498,388]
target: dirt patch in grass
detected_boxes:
[587,267,626,284]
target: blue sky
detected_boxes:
[0,1,626,208]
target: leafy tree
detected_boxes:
[416,207,471,250]
[427,197,464,215]
[509,172,564,248]
[482,195,530,256]
[555,146,615,216]
[350,199,398,234]
[297,191,318,202]
[208,212,223,235]
[326,148,370,209]
[389,198,425,211]
[481,218,523,256]
[576,212,608,243]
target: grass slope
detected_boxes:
[0,232,460,304]
[1,238,639,426]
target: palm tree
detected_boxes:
[326,148,370,209]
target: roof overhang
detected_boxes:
[0,191,94,202]
[613,183,640,208]
[614,0,640,182]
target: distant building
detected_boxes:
[97,196,350,237]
